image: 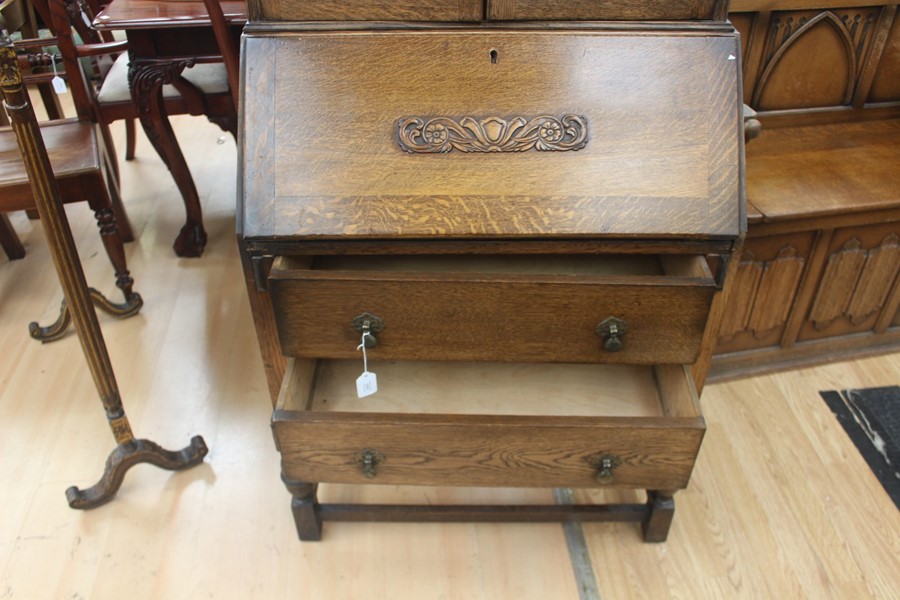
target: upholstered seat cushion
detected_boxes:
[97,53,230,103]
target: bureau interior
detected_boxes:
[277,358,701,420]
[281,253,713,279]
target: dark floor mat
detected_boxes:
[820,386,900,510]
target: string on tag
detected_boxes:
[355,332,377,398]
[356,332,370,372]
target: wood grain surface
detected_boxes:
[249,0,482,22]
[240,31,743,241]
[487,0,725,21]
[746,119,900,221]
[273,359,704,490]
[268,254,716,364]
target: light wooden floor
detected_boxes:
[1,115,899,599]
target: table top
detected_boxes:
[94,0,246,30]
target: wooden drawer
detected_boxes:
[486,0,723,21]
[250,0,483,22]
[273,358,706,490]
[268,254,717,364]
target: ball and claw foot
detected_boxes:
[65,435,208,509]
[173,223,207,258]
[29,289,143,343]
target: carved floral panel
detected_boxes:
[398,115,588,153]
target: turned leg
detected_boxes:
[642,490,676,543]
[129,56,207,257]
[92,207,137,301]
[283,477,322,541]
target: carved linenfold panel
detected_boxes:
[846,234,900,325]
[398,115,588,154]
[718,245,806,344]
[809,238,867,330]
[746,246,805,339]
[718,251,764,341]
[753,9,879,111]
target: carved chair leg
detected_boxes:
[0,213,25,259]
[124,118,137,161]
[130,59,207,257]
[283,477,322,541]
[29,288,143,343]
[92,206,136,300]
[642,490,676,543]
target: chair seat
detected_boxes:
[96,52,230,104]
[0,119,101,209]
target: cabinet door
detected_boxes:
[715,232,814,354]
[799,222,900,341]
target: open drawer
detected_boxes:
[269,253,717,364]
[273,357,706,490]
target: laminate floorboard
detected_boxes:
[1,116,898,599]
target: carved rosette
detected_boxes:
[398,115,588,153]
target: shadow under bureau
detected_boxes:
[237,2,745,542]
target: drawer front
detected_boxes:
[486,0,720,21]
[274,412,704,490]
[269,261,717,364]
[251,0,483,22]
[274,358,705,490]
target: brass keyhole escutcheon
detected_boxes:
[354,449,385,479]
[586,453,622,485]
[351,313,384,348]
[596,317,628,352]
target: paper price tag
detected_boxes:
[356,371,378,398]
[52,76,67,95]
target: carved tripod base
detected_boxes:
[282,477,677,543]
[30,289,143,343]
[66,436,208,509]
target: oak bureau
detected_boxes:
[237,0,746,542]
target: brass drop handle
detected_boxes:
[354,449,384,479]
[351,313,385,348]
[587,454,622,485]
[596,317,628,352]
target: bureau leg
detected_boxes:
[642,490,675,543]
[283,478,322,541]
